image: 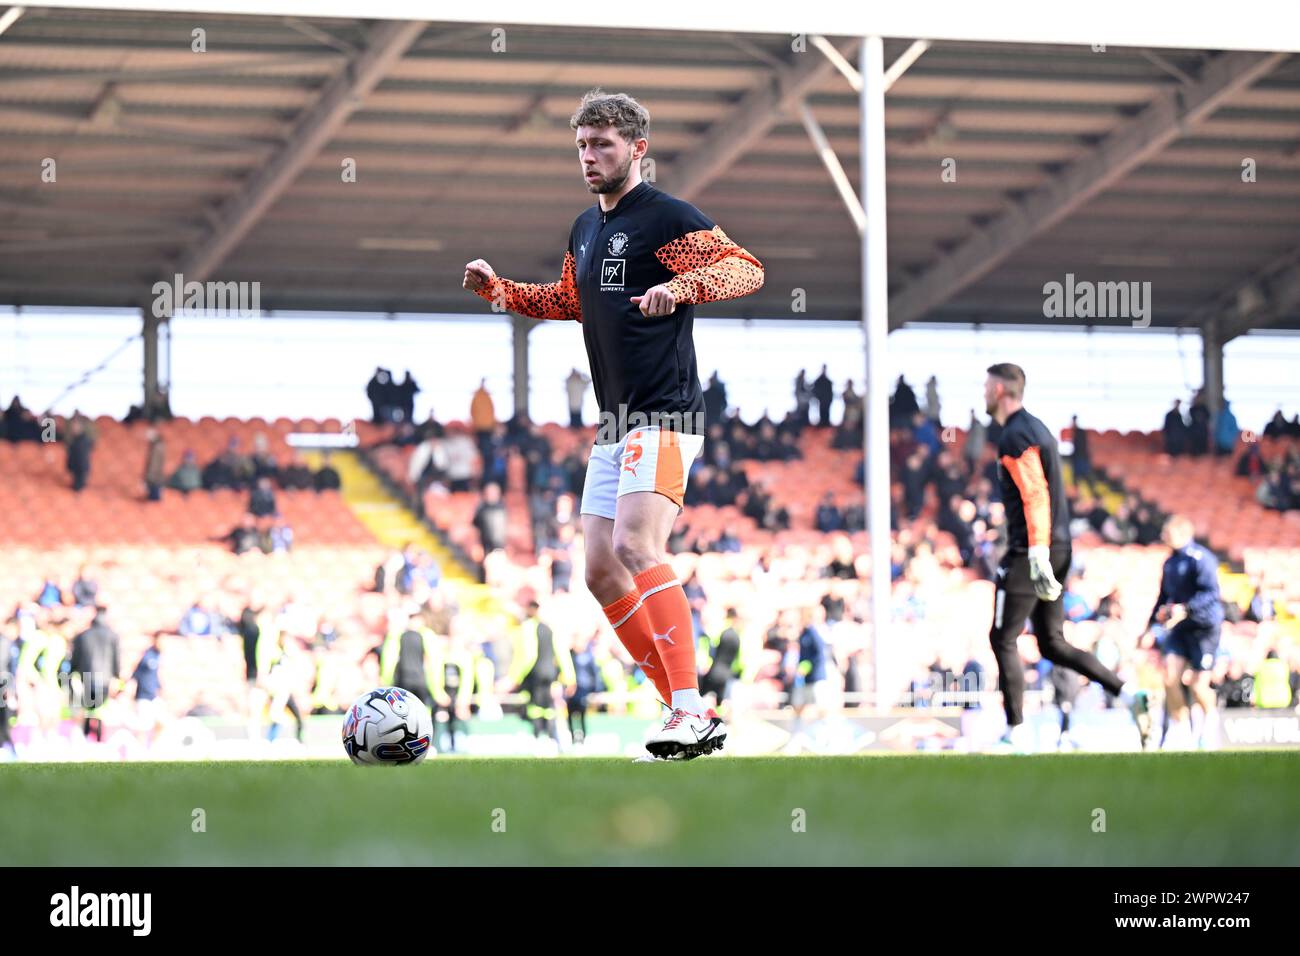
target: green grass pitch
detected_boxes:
[2,752,1297,865]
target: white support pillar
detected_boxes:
[860,35,891,708]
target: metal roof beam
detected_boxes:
[0,53,343,89]
[796,99,865,235]
[281,17,359,54]
[1213,247,1300,341]
[883,39,930,90]
[27,1,1300,54]
[0,6,23,38]
[162,18,425,288]
[887,49,1289,330]
[667,38,861,203]
[1139,49,1197,86]
[798,34,929,237]
[810,34,862,92]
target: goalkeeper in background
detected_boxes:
[983,363,1150,750]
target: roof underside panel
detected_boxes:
[1,9,1297,330]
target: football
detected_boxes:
[342,687,434,766]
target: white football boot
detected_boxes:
[645,707,727,760]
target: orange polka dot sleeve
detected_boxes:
[655,226,764,305]
[475,249,583,322]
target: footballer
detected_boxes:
[983,363,1151,750]
[1141,514,1224,749]
[463,90,764,758]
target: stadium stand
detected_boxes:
[1091,430,1300,561]
[1,415,378,546]
[0,544,388,717]
[4,403,1298,755]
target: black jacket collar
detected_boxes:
[597,180,652,219]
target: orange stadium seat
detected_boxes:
[0,417,374,549]
[1091,430,1298,564]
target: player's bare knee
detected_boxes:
[583,563,624,603]
[611,532,658,576]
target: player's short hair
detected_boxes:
[986,362,1026,399]
[570,89,649,143]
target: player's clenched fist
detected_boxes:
[463,259,496,293]
[630,284,676,317]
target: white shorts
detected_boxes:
[579,425,705,520]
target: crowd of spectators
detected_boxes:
[372,542,444,597]
[3,404,103,493]
[1157,395,1300,513]
[393,373,1212,594]
[123,385,174,425]
[167,433,341,496]
[7,368,1299,759]
[364,368,421,425]
[1163,393,1300,514]
[1,593,142,747]
[64,412,98,493]
[138,430,342,553]
[462,372,1300,728]
[1235,413,1300,513]
[218,512,294,555]
[3,395,46,442]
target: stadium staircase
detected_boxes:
[310,448,469,580]
[315,448,507,619]
[370,436,535,564]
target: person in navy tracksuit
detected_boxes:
[1142,514,1224,749]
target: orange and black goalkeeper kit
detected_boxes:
[996,407,1072,552]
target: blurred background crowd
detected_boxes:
[2,366,1298,758]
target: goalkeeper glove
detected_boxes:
[1027,545,1063,602]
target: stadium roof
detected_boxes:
[2,6,1299,333]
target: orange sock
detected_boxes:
[602,589,673,705]
[633,563,699,695]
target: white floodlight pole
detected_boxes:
[860,36,891,708]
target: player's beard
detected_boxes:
[587,152,634,194]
